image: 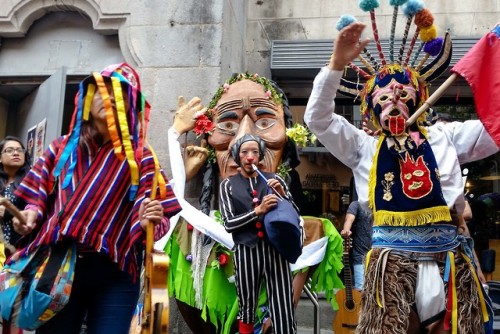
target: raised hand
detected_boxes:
[329,22,370,71]
[173,96,205,134]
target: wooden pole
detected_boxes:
[406,73,458,126]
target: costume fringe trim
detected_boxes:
[373,205,451,226]
[462,253,490,323]
[368,136,385,211]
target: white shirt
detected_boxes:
[304,67,499,214]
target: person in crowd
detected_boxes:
[0,240,4,269]
[304,8,498,333]
[12,63,181,334]
[460,199,487,284]
[0,136,31,252]
[340,200,372,290]
[0,136,32,334]
[165,71,343,334]
[219,134,299,334]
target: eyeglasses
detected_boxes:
[1,147,26,155]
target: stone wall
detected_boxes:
[246,0,500,77]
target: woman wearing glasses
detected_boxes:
[0,135,31,334]
[0,136,31,252]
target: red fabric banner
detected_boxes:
[451,25,500,146]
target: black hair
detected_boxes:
[0,135,32,192]
[230,134,266,167]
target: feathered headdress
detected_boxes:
[51,63,164,200]
[337,0,452,135]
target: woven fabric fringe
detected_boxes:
[356,249,484,333]
[373,206,451,226]
[191,228,215,309]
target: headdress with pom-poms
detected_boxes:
[50,63,167,201]
[336,0,453,136]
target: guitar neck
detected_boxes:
[343,252,354,301]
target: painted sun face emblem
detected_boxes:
[399,152,432,199]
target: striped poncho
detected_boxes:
[15,136,181,280]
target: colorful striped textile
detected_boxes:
[14,136,180,281]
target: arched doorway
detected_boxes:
[0,10,123,154]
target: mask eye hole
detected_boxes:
[255,118,276,130]
[378,95,389,103]
[217,121,239,135]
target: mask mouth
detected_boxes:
[387,114,406,136]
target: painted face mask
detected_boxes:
[207,78,287,179]
[371,76,418,136]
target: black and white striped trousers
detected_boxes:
[234,239,297,334]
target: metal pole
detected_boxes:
[303,281,320,334]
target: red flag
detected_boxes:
[451,25,500,146]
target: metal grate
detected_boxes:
[271,37,479,73]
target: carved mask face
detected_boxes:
[208,79,287,179]
[372,78,417,136]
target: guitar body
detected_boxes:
[333,288,362,334]
[142,251,169,334]
[141,212,170,334]
[333,237,361,334]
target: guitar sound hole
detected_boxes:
[345,300,355,310]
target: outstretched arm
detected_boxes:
[304,22,371,169]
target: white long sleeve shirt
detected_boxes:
[304,67,499,214]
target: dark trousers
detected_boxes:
[234,239,296,334]
[36,252,140,334]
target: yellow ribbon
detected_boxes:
[94,73,123,158]
[83,83,96,121]
[148,144,167,200]
[448,251,457,334]
[111,77,139,191]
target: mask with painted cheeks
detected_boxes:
[364,66,422,137]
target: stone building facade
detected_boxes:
[0,0,498,331]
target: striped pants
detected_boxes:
[234,239,297,334]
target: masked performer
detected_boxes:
[218,134,299,334]
[12,63,180,334]
[304,2,499,333]
[166,73,344,333]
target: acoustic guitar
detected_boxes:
[333,237,361,334]
[141,186,170,333]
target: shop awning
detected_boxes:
[270,37,479,100]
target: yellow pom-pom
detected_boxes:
[419,24,437,42]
